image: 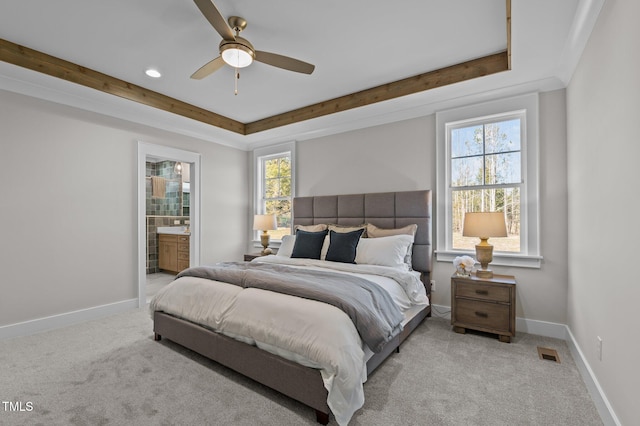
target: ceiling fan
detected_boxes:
[190,0,315,85]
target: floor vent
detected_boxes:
[537,346,560,363]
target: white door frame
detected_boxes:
[137,142,201,307]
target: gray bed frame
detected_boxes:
[153,190,432,424]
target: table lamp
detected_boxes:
[462,212,508,278]
[253,214,277,255]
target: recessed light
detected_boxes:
[145,68,162,78]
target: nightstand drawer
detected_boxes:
[456,281,511,303]
[455,299,510,332]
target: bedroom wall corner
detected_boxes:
[566,0,640,424]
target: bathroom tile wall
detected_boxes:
[145,160,189,274]
[146,161,183,216]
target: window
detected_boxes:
[451,115,522,252]
[253,142,295,242]
[436,94,541,268]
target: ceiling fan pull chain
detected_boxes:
[234,67,239,95]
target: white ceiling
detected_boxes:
[0,0,603,150]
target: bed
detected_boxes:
[151,190,432,425]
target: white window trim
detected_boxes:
[251,141,296,248]
[436,93,542,268]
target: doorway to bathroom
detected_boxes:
[137,142,201,307]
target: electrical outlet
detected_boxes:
[597,336,603,361]
[430,280,436,292]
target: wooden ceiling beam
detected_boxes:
[506,0,512,70]
[245,51,510,135]
[0,38,245,135]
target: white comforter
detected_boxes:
[150,256,428,425]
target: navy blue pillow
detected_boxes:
[291,229,328,259]
[325,229,364,264]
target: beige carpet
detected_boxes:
[146,272,175,300]
[0,308,602,425]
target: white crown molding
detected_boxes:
[557,0,606,85]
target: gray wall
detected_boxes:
[566,0,640,423]
[0,91,249,326]
[297,89,569,324]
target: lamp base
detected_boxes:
[260,231,271,256]
[475,240,494,279]
[475,268,494,279]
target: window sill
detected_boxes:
[435,250,542,269]
[251,240,282,250]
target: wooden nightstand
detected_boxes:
[243,253,264,261]
[451,273,516,343]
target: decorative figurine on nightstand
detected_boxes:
[453,255,475,277]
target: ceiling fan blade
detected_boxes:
[255,51,315,75]
[193,0,235,41]
[191,56,225,79]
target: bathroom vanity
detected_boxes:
[157,228,190,273]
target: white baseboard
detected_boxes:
[431,303,619,425]
[0,298,139,340]
[565,327,621,426]
[515,316,568,339]
[430,303,452,319]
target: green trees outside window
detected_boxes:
[451,118,522,252]
[262,154,292,239]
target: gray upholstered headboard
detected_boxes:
[292,190,432,274]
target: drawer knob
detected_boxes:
[475,289,489,295]
[475,311,489,318]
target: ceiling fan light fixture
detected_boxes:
[221,44,254,68]
[190,7,315,80]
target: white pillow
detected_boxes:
[355,234,413,268]
[276,234,296,257]
[320,235,330,260]
[366,223,417,267]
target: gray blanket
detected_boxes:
[176,262,404,352]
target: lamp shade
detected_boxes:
[462,212,508,238]
[253,214,277,231]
